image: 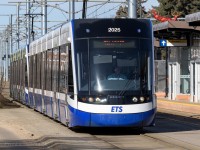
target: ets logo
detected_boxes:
[111,106,123,112]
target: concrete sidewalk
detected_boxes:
[158,98,200,115]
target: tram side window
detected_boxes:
[13,62,15,85]
[52,47,59,92]
[33,55,37,89]
[16,61,18,85]
[10,62,13,87]
[25,57,28,87]
[140,39,152,91]
[36,53,42,89]
[59,44,67,93]
[19,60,21,86]
[17,61,19,85]
[12,62,13,85]
[16,61,19,85]
[46,49,52,91]
[75,39,89,92]
[42,52,47,90]
[68,46,74,93]
[12,62,14,85]
[21,58,25,87]
[10,62,13,94]
[29,56,33,88]
[15,61,17,85]
[19,60,22,86]
[21,59,24,87]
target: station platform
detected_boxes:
[158,98,200,114]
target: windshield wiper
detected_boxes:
[118,73,138,96]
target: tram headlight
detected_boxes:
[132,97,138,103]
[100,98,107,103]
[88,97,94,102]
[140,96,145,102]
[79,96,107,103]
[96,97,107,103]
[96,97,101,102]
[81,97,87,102]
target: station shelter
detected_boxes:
[153,19,200,103]
[185,12,200,103]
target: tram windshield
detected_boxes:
[75,38,152,95]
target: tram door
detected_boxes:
[190,61,200,103]
[168,62,180,100]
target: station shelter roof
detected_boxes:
[153,21,200,47]
[185,12,200,26]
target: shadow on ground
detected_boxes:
[0,94,20,109]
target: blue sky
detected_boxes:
[0,1,159,25]
[0,0,159,49]
[143,0,159,10]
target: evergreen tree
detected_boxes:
[154,0,200,18]
[115,0,148,18]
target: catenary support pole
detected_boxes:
[16,3,20,50]
[128,0,137,18]
[26,0,31,45]
[72,1,75,19]
[42,0,47,35]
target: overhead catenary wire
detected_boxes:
[1,1,128,52]
[87,1,109,17]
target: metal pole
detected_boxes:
[26,0,31,45]
[72,1,75,19]
[8,15,13,82]
[69,0,71,20]
[42,0,47,35]
[165,47,169,98]
[0,39,2,77]
[128,0,137,18]
[31,17,35,41]
[41,1,43,36]
[3,39,6,81]
[5,33,8,81]
[9,16,12,53]
[9,15,13,95]
[16,3,20,50]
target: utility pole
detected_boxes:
[82,0,87,19]
[3,39,6,81]
[69,1,71,20]
[0,38,2,77]
[26,0,31,45]
[69,0,75,20]
[8,15,13,82]
[128,0,137,18]
[5,29,9,81]
[16,2,20,50]
[9,15,13,59]
[42,0,47,35]
[72,1,75,19]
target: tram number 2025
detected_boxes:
[108,28,121,32]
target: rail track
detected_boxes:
[0,103,200,149]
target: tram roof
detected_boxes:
[153,21,200,39]
[185,12,200,26]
